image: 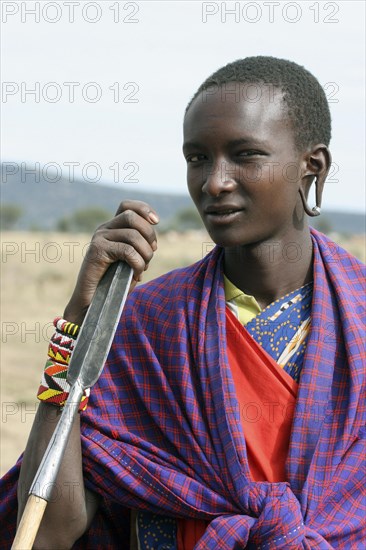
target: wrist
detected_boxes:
[63,302,89,326]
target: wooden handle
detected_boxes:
[12,494,48,549]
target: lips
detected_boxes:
[203,204,245,225]
[206,209,241,216]
[204,204,244,216]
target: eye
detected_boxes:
[237,150,263,158]
[186,154,207,163]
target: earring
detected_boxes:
[298,187,322,217]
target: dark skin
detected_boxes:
[17,83,331,548]
[183,83,331,308]
[63,200,159,324]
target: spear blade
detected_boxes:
[12,261,133,549]
[67,260,133,388]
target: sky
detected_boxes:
[1,0,365,212]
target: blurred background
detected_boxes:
[1,1,365,474]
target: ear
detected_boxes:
[301,144,332,209]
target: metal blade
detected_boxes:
[28,261,132,503]
[67,261,133,389]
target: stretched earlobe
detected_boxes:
[298,185,322,217]
[300,143,330,217]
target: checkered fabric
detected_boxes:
[0,228,365,549]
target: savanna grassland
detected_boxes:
[1,230,365,475]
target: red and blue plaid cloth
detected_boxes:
[1,228,365,549]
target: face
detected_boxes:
[183,83,307,248]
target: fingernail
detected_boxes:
[152,240,157,251]
[148,212,159,224]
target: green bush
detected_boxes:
[0,204,23,230]
[165,207,204,232]
[57,207,112,233]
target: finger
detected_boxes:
[103,228,155,265]
[105,210,158,249]
[128,278,139,295]
[114,200,159,225]
[86,240,147,277]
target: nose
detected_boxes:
[201,159,237,196]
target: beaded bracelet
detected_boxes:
[54,316,80,338]
[37,317,90,411]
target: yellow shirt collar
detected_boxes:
[224,274,262,325]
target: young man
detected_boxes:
[1,57,365,549]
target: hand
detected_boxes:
[63,200,159,324]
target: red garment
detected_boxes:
[226,307,298,483]
[177,307,299,548]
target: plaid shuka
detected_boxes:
[1,228,365,549]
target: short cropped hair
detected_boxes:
[185,56,331,151]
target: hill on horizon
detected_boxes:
[1,163,365,234]
[1,163,192,230]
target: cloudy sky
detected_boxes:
[2,0,365,212]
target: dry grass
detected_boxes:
[1,230,364,475]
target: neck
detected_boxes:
[223,229,313,309]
